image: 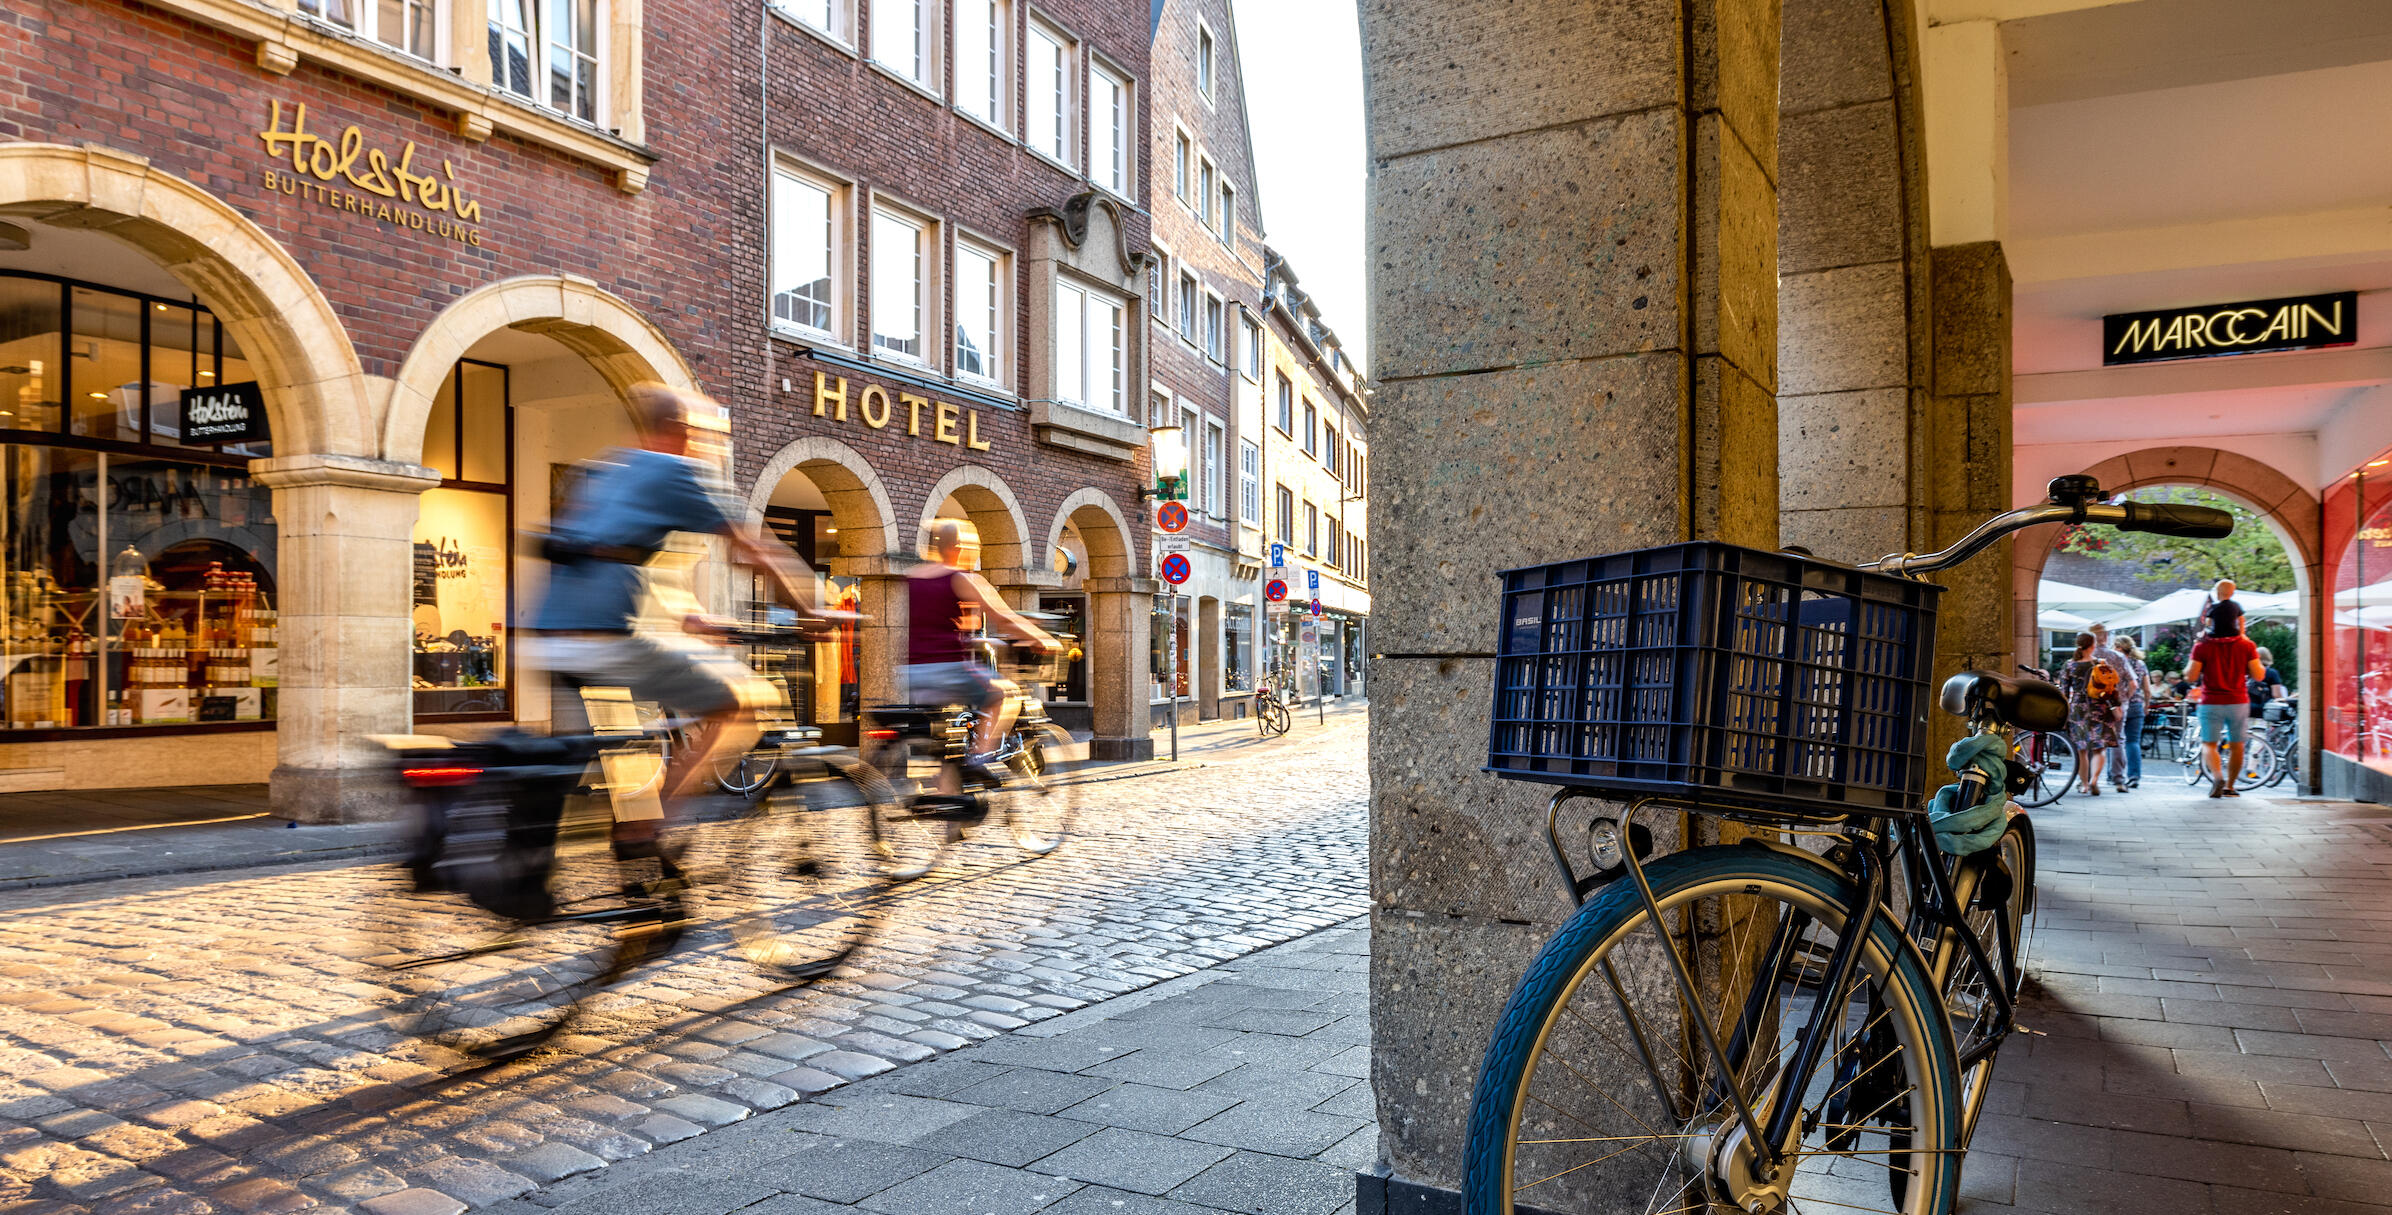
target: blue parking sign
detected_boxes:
[1307,569,1320,592]
[1270,541,1285,566]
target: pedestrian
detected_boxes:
[2185,611,2267,798]
[2060,631,2122,796]
[2109,632,2150,790]
[2248,645,2289,712]
[2206,578,2245,638]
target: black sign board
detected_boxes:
[179,381,268,444]
[2103,292,2358,366]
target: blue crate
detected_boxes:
[1487,542,1942,817]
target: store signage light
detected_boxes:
[255,100,488,248]
[2102,292,2357,366]
[180,382,268,445]
[808,372,992,451]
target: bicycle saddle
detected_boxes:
[1940,670,2068,733]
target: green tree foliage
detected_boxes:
[2248,619,2299,689]
[2059,487,2295,593]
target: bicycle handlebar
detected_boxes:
[1865,477,2233,578]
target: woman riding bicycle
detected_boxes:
[905,520,1059,786]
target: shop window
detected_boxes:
[1149,598,1172,701]
[1092,63,1132,198]
[1028,22,1073,166]
[1225,603,1252,692]
[870,208,929,363]
[411,359,512,718]
[70,288,143,442]
[1054,279,1126,415]
[771,165,845,339]
[955,241,1005,385]
[0,278,61,434]
[1039,594,1087,703]
[953,0,1005,125]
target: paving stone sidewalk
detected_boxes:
[484,919,1375,1215]
[1970,769,2392,1214]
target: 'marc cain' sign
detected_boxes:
[2103,292,2358,366]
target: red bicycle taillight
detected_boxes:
[866,729,898,740]
[402,765,483,788]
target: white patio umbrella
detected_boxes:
[2235,591,2301,620]
[2037,579,2145,615]
[2098,587,2215,631]
[2037,607,2095,633]
[2335,579,2392,609]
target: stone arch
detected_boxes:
[0,143,371,457]
[918,465,1032,578]
[1048,488,1136,581]
[2013,446,2322,792]
[385,275,699,467]
[744,434,901,565]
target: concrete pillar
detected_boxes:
[1198,596,1222,720]
[1931,241,2016,735]
[1359,0,1779,1200]
[251,454,439,823]
[1083,577,1155,760]
[837,562,908,711]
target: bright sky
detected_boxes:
[1230,0,1368,369]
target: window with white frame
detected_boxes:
[871,0,932,86]
[1198,157,1216,230]
[1275,373,1292,433]
[1176,270,1197,337]
[1205,422,1225,516]
[486,0,601,121]
[1092,64,1131,198]
[1302,400,1317,456]
[954,241,1004,383]
[1055,279,1127,414]
[1326,516,1342,568]
[1203,293,1224,362]
[1239,439,1260,523]
[1303,500,1318,555]
[870,208,928,362]
[1324,423,1340,481]
[1240,315,1262,379]
[1173,132,1191,201]
[770,163,842,338]
[1182,406,1201,496]
[1218,181,1234,243]
[1146,251,1166,322]
[778,0,841,41]
[1196,23,1215,103]
[953,0,1006,125]
[302,0,440,60]
[1275,484,1293,544]
[1028,23,1072,165]
[1148,388,1171,429]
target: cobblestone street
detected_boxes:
[0,711,1368,1215]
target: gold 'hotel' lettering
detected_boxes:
[256,100,487,247]
[2106,294,2355,362]
[815,373,992,451]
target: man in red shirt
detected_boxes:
[2185,618,2269,798]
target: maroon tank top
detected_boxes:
[908,567,970,664]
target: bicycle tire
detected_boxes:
[1932,816,2035,1150]
[999,724,1080,855]
[867,735,957,880]
[699,762,886,980]
[376,795,655,1061]
[1461,843,1962,1215]
[1260,701,1292,737]
[2013,731,2073,809]
[715,747,780,799]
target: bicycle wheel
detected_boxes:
[867,735,957,880]
[1462,843,1962,1215]
[2233,735,2274,791]
[2012,732,2073,809]
[994,724,1080,854]
[377,795,649,1060]
[698,761,886,980]
[714,747,780,799]
[1930,816,2035,1149]
[1261,700,1292,737]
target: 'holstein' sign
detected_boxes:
[2104,292,2358,366]
[181,382,268,445]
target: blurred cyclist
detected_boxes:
[907,520,1058,782]
[527,382,831,854]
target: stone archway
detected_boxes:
[2013,447,2322,793]
[386,275,699,469]
[746,435,903,713]
[1049,488,1136,580]
[1048,489,1148,758]
[0,145,373,457]
[918,465,1032,581]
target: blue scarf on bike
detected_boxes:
[1928,733,2011,856]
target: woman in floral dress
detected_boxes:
[2060,631,2121,795]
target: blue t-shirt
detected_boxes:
[532,449,738,631]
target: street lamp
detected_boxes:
[1147,424,1188,502]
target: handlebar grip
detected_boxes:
[2119,501,2234,539]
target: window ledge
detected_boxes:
[1026,146,1080,177]
[867,60,945,105]
[770,322,850,353]
[1030,399,1144,462]
[178,0,656,191]
[767,3,858,55]
[957,109,1014,143]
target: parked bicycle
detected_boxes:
[1462,475,2230,1214]
[861,635,1083,879]
[1253,671,1294,738]
[2259,696,2300,788]
[2007,664,2074,809]
[373,623,890,1061]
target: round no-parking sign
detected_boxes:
[1156,501,1190,533]
[1160,553,1192,584]
[1265,578,1288,602]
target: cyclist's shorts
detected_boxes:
[903,661,997,709]
[2196,702,2250,745]
[530,631,750,729]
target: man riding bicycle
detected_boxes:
[526,383,832,854]
[906,520,1058,785]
